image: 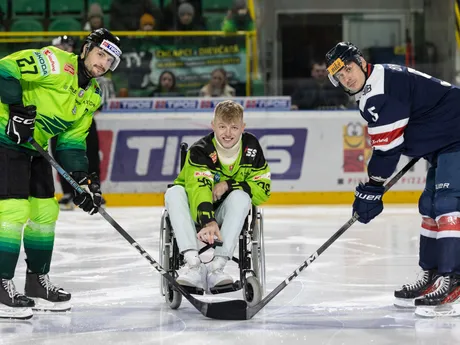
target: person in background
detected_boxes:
[83,3,105,31]
[151,71,182,97]
[291,60,349,110]
[222,0,254,32]
[199,68,236,97]
[139,13,156,31]
[173,2,206,31]
[110,0,163,31]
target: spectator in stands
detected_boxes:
[199,68,236,97]
[111,0,163,31]
[151,71,182,97]
[83,3,105,31]
[222,0,254,32]
[139,13,156,31]
[163,0,204,31]
[291,60,350,110]
[173,3,206,31]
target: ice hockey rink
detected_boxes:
[1,205,458,345]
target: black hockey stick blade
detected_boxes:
[245,157,420,320]
[29,139,249,320]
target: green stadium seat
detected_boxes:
[205,13,224,31]
[0,0,7,15]
[10,19,44,32]
[48,18,82,32]
[13,0,46,17]
[203,0,233,11]
[50,0,84,15]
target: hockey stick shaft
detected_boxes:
[29,139,236,318]
[247,157,420,319]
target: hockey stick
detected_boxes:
[30,139,248,320]
[245,157,420,320]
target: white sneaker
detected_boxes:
[207,256,233,289]
[176,251,207,290]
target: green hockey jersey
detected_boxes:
[174,132,271,227]
[0,46,102,173]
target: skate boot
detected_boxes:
[58,193,74,211]
[0,278,34,320]
[394,269,439,308]
[207,256,233,292]
[25,272,71,312]
[414,275,460,317]
[176,251,207,293]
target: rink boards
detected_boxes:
[55,111,426,205]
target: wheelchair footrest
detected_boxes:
[209,281,241,294]
[179,285,205,295]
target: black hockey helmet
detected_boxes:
[82,28,122,71]
[52,35,75,49]
[325,42,364,88]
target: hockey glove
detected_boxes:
[71,172,102,215]
[6,104,37,144]
[352,183,385,224]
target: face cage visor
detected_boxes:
[97,39,122,71]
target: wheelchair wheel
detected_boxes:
[251,208,266,295]
[244,276,262,307]
[159,210,182,309]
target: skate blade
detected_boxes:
[0,306,33,320]
[31,298,71,312]
[394,298,416,309]
[415,304,460,318]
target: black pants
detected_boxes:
[50,118,100,195]
[0,147,55,199]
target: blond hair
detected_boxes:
[213,100,244,123]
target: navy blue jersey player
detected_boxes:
[325,42,460,317]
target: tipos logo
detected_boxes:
[342,122,372,172]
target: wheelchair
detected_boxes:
[159,143,266,309]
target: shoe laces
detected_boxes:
[38,274,61,294]
[403,270,431,291]
[423,276,450,299]
[2,279,21,300]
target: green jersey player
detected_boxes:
[164,100,271,292]
[0,28,122,319]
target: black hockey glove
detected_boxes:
[6,104,37,144]
[71,172,102,215]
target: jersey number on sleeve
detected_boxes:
[16,56,38,75]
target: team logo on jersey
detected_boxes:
[362,84,372,96]
[194,171,213,181]
[64,63,75,76]
[43,49,60,74]
[209,151,217,164]
[33,52,49,76]
[253,172,271,181]
[341,122,372,175]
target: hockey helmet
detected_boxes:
[325,42,363,87]
[83,28,122,71]
[52,35,75,49]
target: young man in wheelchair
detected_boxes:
[164,100,271,292]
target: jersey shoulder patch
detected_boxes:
[189,133,216,168]
[358,64,385,113]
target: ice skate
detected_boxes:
[25,272,71,312]
[0,278,34,320]
[394,269,439,308]
[414,275,460,317]
[58,194,74,211]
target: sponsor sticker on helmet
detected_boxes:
[327,58,345,76]
[100,39,122,57]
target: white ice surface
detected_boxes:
[1,205,459,345]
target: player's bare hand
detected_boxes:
[197,221,222,245]
[212,181,229,202]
